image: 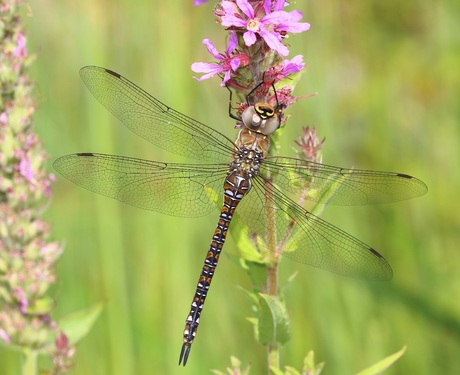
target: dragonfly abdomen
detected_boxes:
[179,172,252,366]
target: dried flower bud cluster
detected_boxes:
[295,127,326,163]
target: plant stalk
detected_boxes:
[264,178,280,373]
[22,349,38,375]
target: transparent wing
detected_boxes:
[233,176,393,280]
[79,66,236,163]
[262,156,428,205]
[53,153,227,217]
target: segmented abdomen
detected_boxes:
[179,172,251,366]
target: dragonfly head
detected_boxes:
[241,102,280,135]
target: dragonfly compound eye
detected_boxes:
[242,106,261,131]
[259,115,280,135]
[241,104,280,135]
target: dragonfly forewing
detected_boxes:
[262,156,428,206]
[79,66,236,163]
[53,153,228,217]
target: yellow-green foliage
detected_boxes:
[3,1,457,374]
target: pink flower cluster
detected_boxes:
[1,1,73,371]
[220,0,309,57]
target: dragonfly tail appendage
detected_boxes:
[179,342,192,366]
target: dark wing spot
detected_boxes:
[396,173,412,179]
[369,247,384,258]
[76,152,95,157]
[104,68,121,79]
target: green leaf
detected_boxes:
[270,368,287,375]
[57,302,104,346]
[355,346,406,375]
[26,297,54,315]
[258,294,291,345]
[231,215,265,264]
[226,253,267,292]
[282,271,298,293]
[204,184,221,208]
[283,366,301,375]
[210,356,251,375]
[246,316,259,342]
[244,261,269,293]
[303,350,325,375]
[236,285,259,306]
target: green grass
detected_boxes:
[2,0,459,374]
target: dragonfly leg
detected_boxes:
[226,78,279,123]
[226,85,241,121]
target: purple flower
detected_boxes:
[0,112,7,124]
[13,32,27,59]
[191,32,249,86]
[13,287,29,314]
[0,329,10,344]
[221,0,310,56]
[274,10,309,33]
[281,55,305,75]
[18,154,34,182]
[270,0,288,12]
[193,0,209,5]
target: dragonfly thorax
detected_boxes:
[232,128,269,178]
[241,102,280,135]
[230,147,263,179]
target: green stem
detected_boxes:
[265,179,280,373]
[267,264,280,373]
[22,348,38,375]
[267,340,280,373]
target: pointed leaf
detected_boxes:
[258,294,291,345]
[355,346,406,375]
[236,285,259,305]
[303,350,325,375]
[26,297,54,315]
[57,302,104,346]
[231,215,265,263]
[244,261,269,292]
[282,271,298,293]
[270,368,287,375]
[284,366,302,375]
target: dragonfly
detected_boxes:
[53,66,427,366]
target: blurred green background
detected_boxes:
[3,0,459,373]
